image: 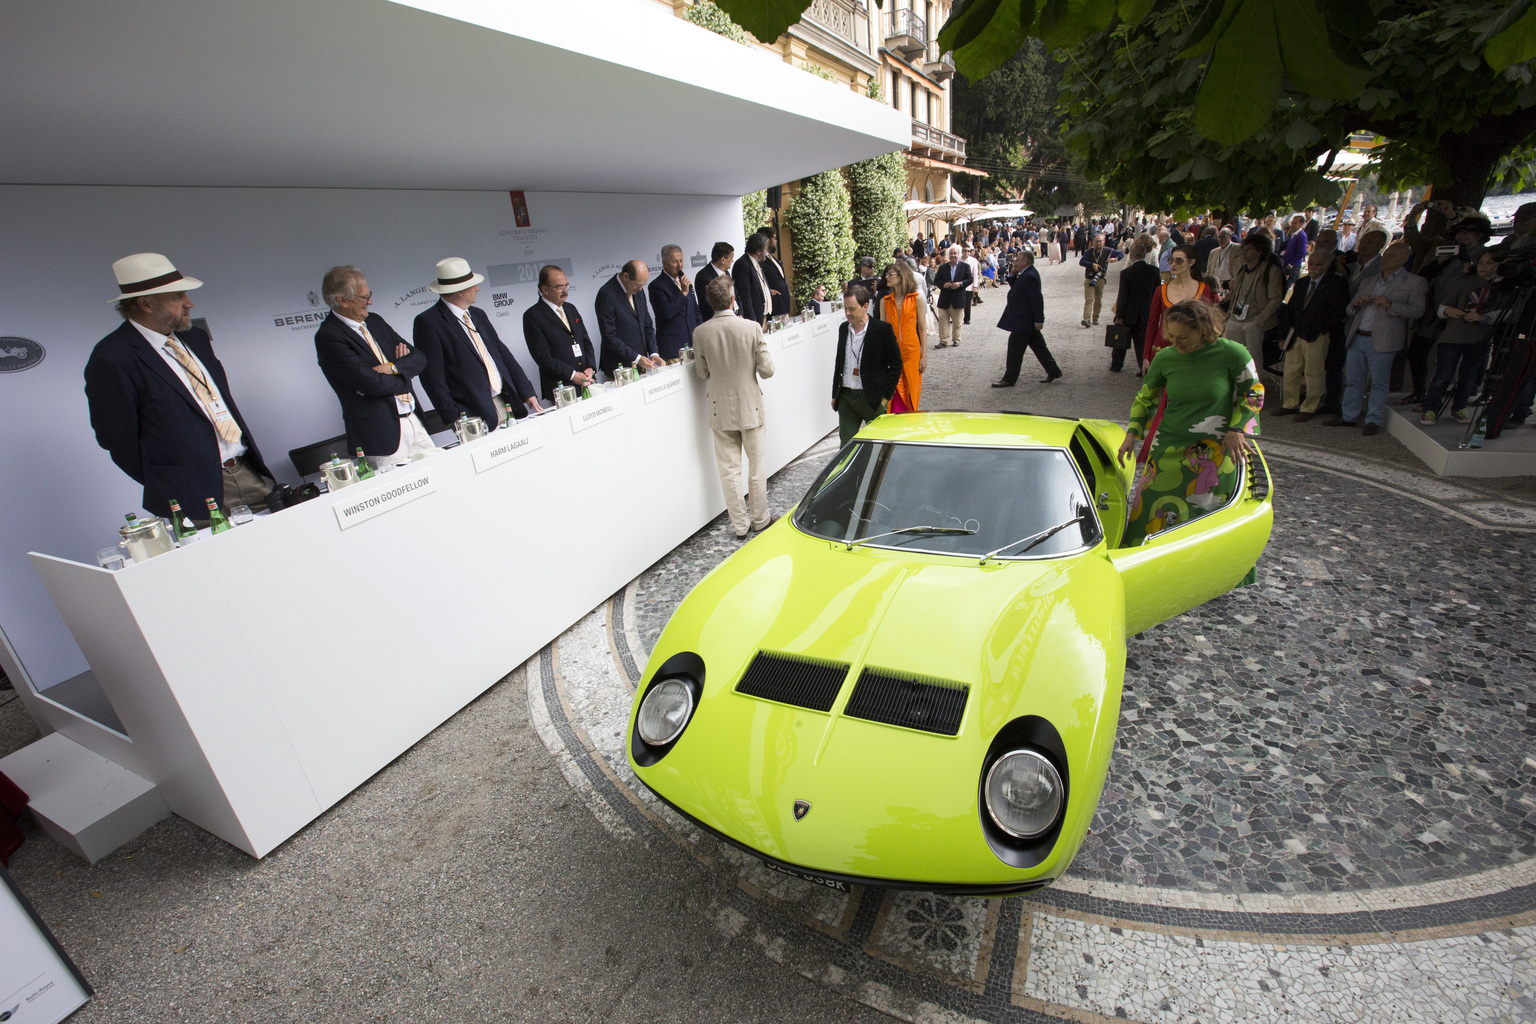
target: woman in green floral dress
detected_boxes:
[1116,300,1263,546]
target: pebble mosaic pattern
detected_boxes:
[634,444,1536,896]
[1022,913,1536,1023]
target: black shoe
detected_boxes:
[1324,417,1356,427]
[1394,393,1422,405]
[1109,365,1123,373]
[1040,372,1062,384]
[1081,319,1091,328]
[1363,422,1381,436]
[992,380,1016,388]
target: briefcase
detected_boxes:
[1104,324,1131,350]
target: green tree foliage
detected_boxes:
[741,189,771,239]
[950,41,1058,201]
[784,170,856,307]
[1059,0,1536,210]
[846,150,909,265]
[716,0,1536,207]
[684,0,753,45]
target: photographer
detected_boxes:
[1421,251,1512,424]
[1079,234,1123,327]
[1401,214,1493,405]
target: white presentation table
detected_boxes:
[29,315,842,856]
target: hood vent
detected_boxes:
[734,651,850,713]
[844,668,969,736]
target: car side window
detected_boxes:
[1071,428,1126,549]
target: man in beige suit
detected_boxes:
[693,275,776,539]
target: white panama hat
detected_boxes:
[111,252,202,303]
[428,257,485,294]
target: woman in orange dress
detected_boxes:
[879,261,928,413]
[1144,243,1219,365]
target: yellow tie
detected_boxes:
[461,312,503,394]
[555,304,571,332]
[164,336,243,444]
[358,322,414,414]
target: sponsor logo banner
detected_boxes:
[486,258,572,317]
[332,469,435,530]
[0,337,45,373]
[570,398,622,433]
[643,371,685,403]
[470,423,544,473]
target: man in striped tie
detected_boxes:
[315,266,438,465]
[413,258,543,430]
[85,253,276,520]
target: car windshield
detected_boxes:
[794,441,1100,558]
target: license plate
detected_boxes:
[761,859,854,893]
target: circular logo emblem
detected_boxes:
[0,337,44,373]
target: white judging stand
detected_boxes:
[26,322,838,858]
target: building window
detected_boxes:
[911,81,919,121]
[925,181,935,203]
[892,70,901,108]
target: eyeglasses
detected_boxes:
[354,292,373,303]
[1169,257,1188,265]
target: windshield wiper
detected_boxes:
[978,515,1085,564]
[845,525,977,551]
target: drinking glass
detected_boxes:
[96,547,126,570]
[229,505,255,526]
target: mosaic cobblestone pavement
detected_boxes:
[529,433,1536,1024]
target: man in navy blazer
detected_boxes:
[594,261,663,376]
[932,245,973,348]
[649,244,703,360]
[522,265,597,399]
[412,257,542,429]
[695,242,735,323]
[759,228,792,317]
[85,252,274,520]
[732,233,770,327]
[314,265,436,461]
[992,251,1061,386]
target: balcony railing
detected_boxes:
[912,119,966,159]
[885,8,927,58]
[924,51,955,81]
[803,0,871,53]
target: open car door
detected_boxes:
[1108,446,1274,635]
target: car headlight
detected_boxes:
[983,750,1063,838]
[637,678,695,746]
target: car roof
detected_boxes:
[853,411,1084,448]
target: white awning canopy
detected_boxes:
[904,201,1033,223]
[0,0,909,195]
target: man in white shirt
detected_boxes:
[314,265,437,464]
[962,247,982,323]
[85,252,276,520]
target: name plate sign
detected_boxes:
[810,318,834,338]
[471,424,544,473]
[779,325,806,349]
[333,469,436,530]
[643,371,686,403]
[570,398,622,433]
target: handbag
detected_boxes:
[1104,323,1131,350]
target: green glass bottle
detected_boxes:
[354,446,375,480]
[205,497,231,535]
[167,499,198,544]
[124,512,138,524]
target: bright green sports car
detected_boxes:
[628,412,1273,895]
